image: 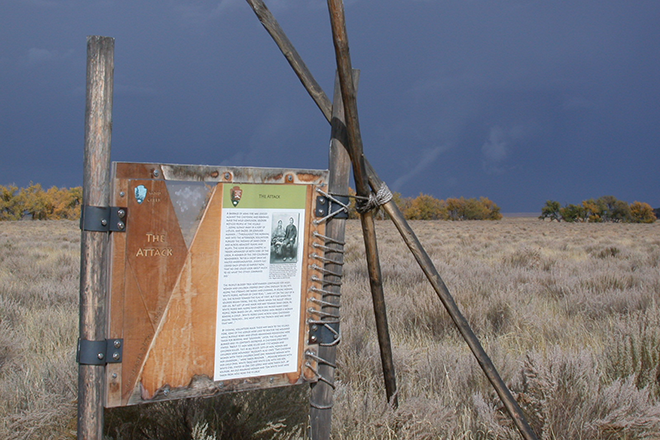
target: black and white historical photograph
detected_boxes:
[270,213,299,263]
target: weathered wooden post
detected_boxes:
[308,71,358,440]
[326,0,398,408]
[78,35,114,440]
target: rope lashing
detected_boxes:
[355,182,394,214]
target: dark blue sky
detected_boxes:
[1,0,659,212]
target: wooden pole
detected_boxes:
[365,163,539,440]
[308,71,357,440]
[244,0,332,122]
[326,0,398,408]
[245,0,398,410]
[241,3,538,439]
[78,35,114,440]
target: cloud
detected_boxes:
[391,145,446,192]
[219,107,295,167]
[562,94,595,110]
[115,84,158,98]
[481,125,528,174]
[26,48,73,65]
[19,0,74,7]
[172,0,242,28]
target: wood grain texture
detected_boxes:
[119,179,188,403]
[79,35,114,440]
[140,185,221,397]
[309,72,354,440]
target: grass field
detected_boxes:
[1,218,659,439]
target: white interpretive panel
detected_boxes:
[215,183,307,381]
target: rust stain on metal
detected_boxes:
[296,172,323,183]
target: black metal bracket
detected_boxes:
[309,322,340,345]
[315,195,349,219]
[80,206,127,232]
[77,338,124,365]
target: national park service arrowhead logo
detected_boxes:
[135,185,147,204]
[230,186,242,207]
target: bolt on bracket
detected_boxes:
[309,322,340,345]
[77,338,124,365]
[315,195,349,219]
[80,206,127,232]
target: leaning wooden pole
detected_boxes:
[365,163,539,440]
[308,71,357,440]
[326,0,398,407]
[242,2,537,438]
[244,0,332,123]
[78,35,114,440]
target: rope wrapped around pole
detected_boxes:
[355,182,393,214]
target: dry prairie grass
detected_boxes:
[0,220,79,440]
[1,218,659,439]
[335,218,660,439]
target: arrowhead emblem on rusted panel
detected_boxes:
[230,186,242,207]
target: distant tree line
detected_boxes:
[540,196,657,223]
[1,183,502,222]
[0,184,82,220]
[347,190,503,221]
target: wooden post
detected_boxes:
[326,0,398,408]
[78,35,114,440]
[308,71,357,440]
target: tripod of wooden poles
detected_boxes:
[244,1,540,440]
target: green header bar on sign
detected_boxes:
[223,183,307,209]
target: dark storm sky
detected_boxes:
[1,0,659,212]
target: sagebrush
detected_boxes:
[1,218,659,439]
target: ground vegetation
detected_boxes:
[1,218,659,439]
[0,184,81,221]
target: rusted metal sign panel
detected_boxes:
[106,162,329,407]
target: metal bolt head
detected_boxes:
[113,340,121,348]
[119,191,126,197]
[112,352,120,361]
[100,219,108,227]
[224,172,231,180]
[310,335,318,343]
[286,175,293,182]
[311,324,318,331]
[117,221,125,230]
[97,352,104,360]
[112,373,118,379]
[117,209,126,219]
[153,169,160,177]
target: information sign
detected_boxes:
[105,162,329,407]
